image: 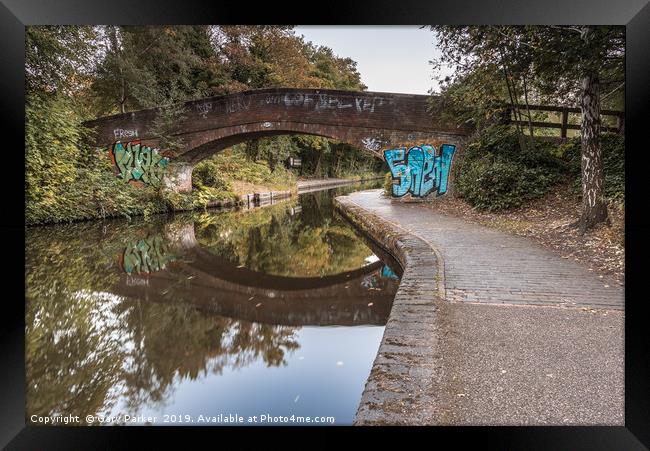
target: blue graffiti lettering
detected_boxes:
[381,265,399,280]
[384,144,456,197]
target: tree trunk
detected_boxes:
[314,150,322,177]
[267,147,275,172]
[578,71,608,234]
[522,73,535,142]
[498,46,526,152]
[120,75,126,114]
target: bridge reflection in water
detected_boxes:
[25,182,401,425]
[117,220,399,327]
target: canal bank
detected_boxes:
[335,189,624,425]
[204,175,385,209]
[297,176,385,193]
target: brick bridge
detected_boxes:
[84,88,471,192]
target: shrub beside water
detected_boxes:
[192,160,234,192]
[25,94,169,225]
[193,150,296,192]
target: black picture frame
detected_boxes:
[3,0,649,448]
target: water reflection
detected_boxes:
[26,181,400,425]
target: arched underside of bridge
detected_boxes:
[112,222,402,326]
[84,88,471,192]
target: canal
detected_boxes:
[25,181,402,426]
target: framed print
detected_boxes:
[3,0,649,448]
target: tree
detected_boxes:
[305,43,367,90]
[431,26,538,147]
[525,26,623,232]
[430,25,624,232]
[25,26,108,225]
[92,26,223,115]
[205,26,368,177]
[26,26,99,98]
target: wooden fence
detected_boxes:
[507,104,625,137]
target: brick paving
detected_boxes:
[348,190,623,310]
[335,189,624,426]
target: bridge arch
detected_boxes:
[178,121,368,165]
[84,88,471,192]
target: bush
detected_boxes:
[454,158,560,211]
[25,93,170,225]
[383,172,393,196]
[453,126,565,211]
[25,155,169,225]
[560,133,625,203]
[192,160,234,192]
[193,150,296,191]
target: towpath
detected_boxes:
[336,189,623,425]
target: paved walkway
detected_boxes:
[352,190,624,309]
[337,190,624,425]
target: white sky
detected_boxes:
[294,26,451,95]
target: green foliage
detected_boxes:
[25,92,165,225]
[462,126,567,173]
[454,158,561,211]
[453,126,563,211]
[239,135,297,172]
[92,26,214,114]
[431,26,625,125]
[305,44,367,90]
[25,25,381,225]
[288,138,384,179]
[233,129,384,181]
[383,172,394,196]
[561,133,625,203]
[194,149,296,191]
[453,127,624,211]
[26,26,99,97]
[192,161,234,192]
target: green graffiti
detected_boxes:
[111,141,169,186]
[122,235,175,274]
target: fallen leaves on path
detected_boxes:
[424,184,624,286]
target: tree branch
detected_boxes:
[549,25,583,35]
[601,82,624,102]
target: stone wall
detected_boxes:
[335,193,447,425]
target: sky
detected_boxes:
[294,26,452,95]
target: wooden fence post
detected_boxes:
[561,108,569,139]
[617,115,625,134]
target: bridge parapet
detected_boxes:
[84,88,472,192]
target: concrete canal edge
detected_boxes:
[335,193,455,425]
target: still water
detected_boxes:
[25,182,402,426]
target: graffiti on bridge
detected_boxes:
[110,141,170,187]
[384,144,456,197]
[119,235,176,275]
